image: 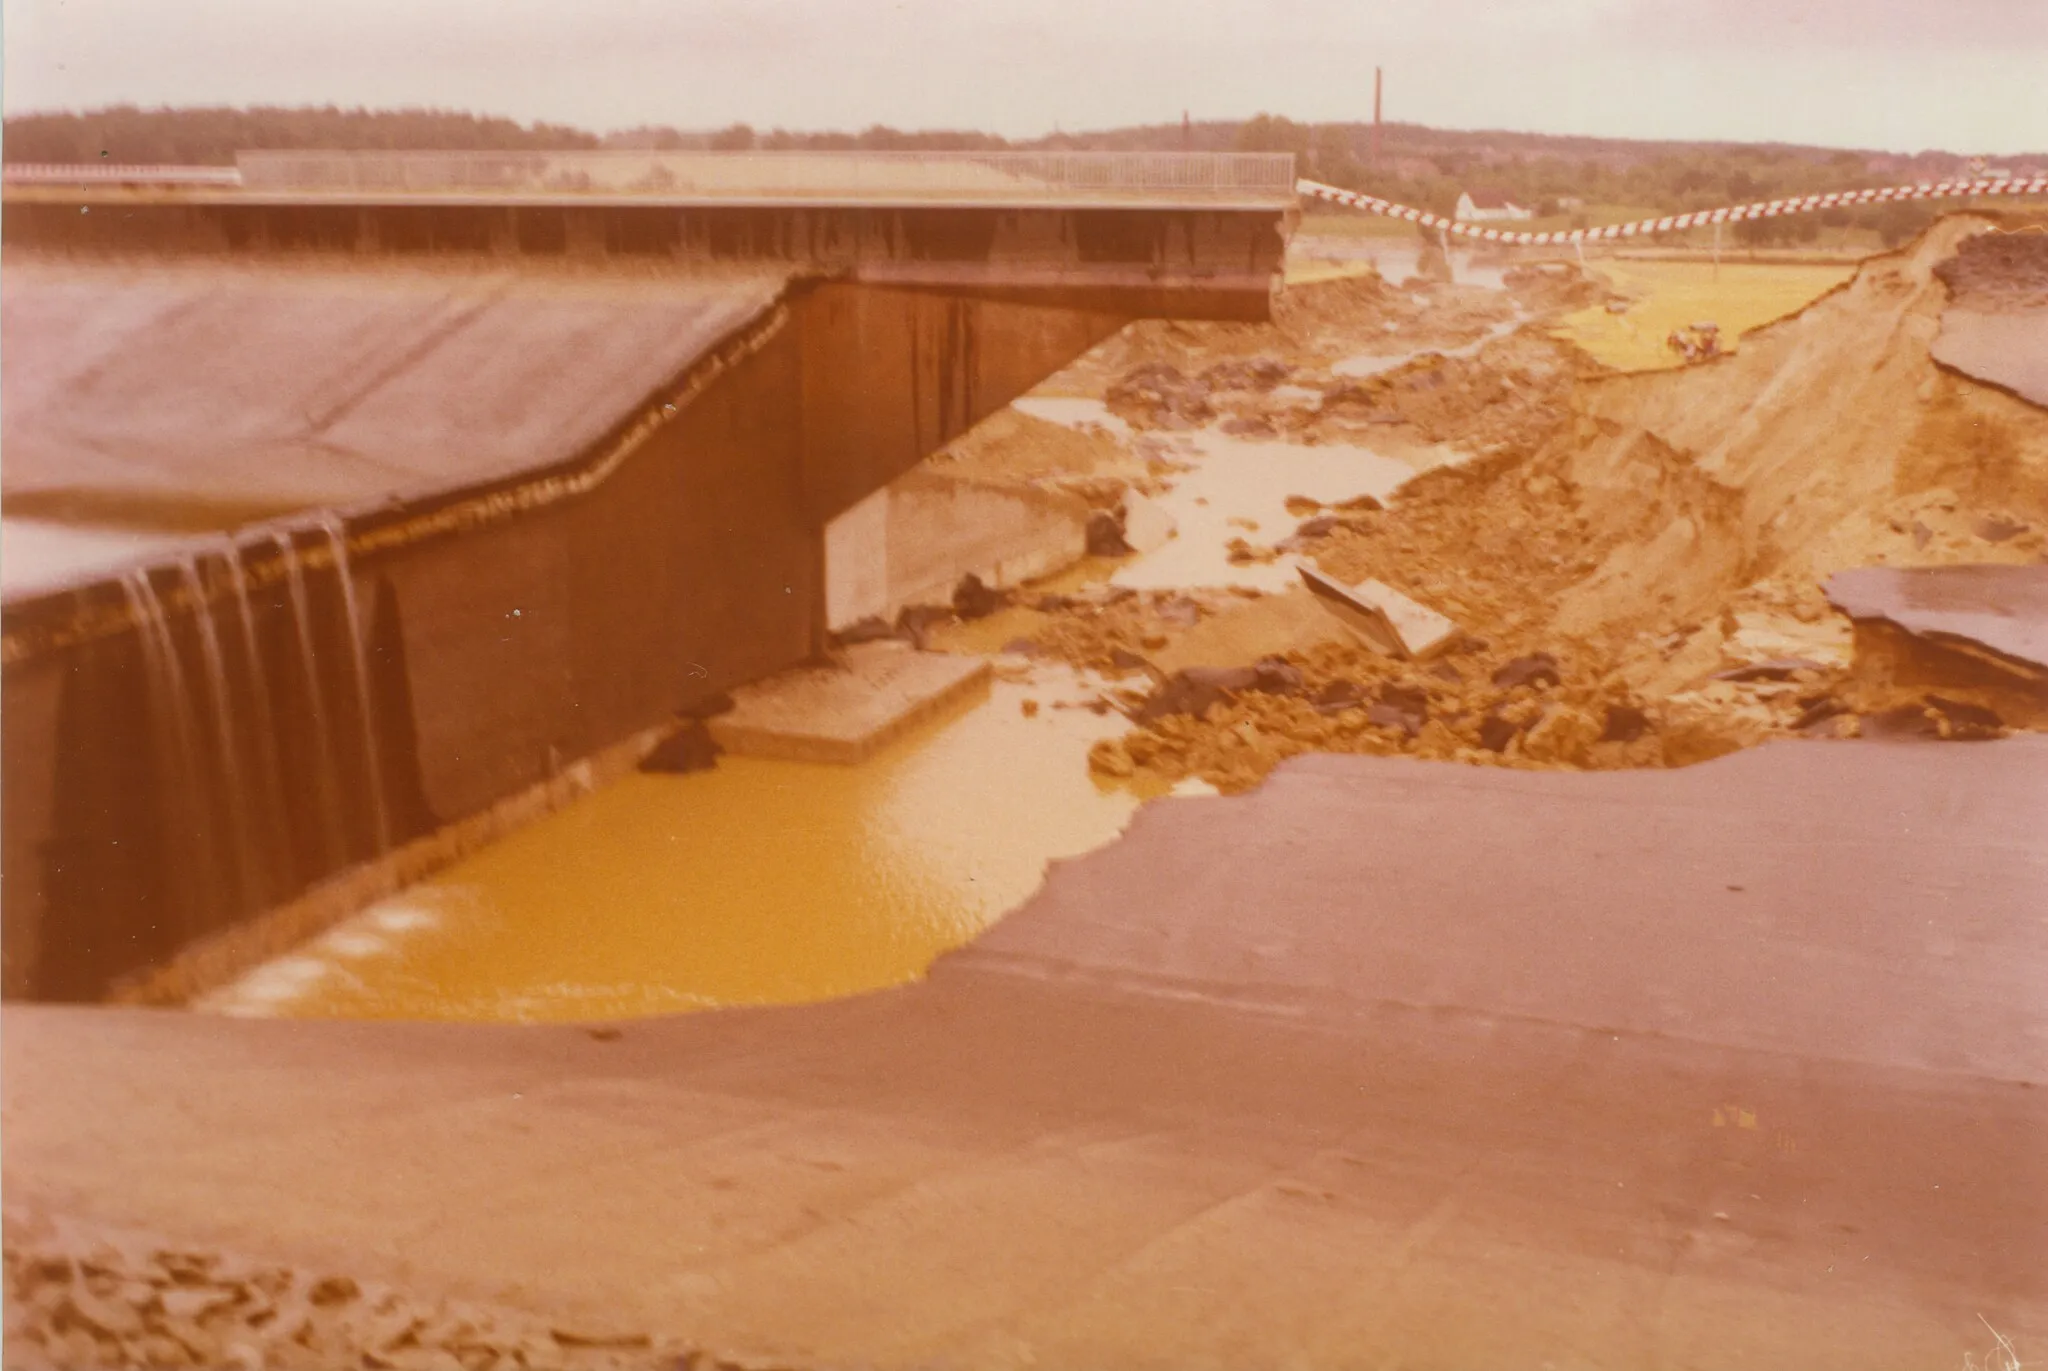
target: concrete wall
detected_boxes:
[0,279,1133,1000]
[822,472,1091,632]
[3,199,1287,321]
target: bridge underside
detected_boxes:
[0,189,1291,1001]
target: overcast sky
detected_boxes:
[6,0,2047,155]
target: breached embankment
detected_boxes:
[1068,216,2048,789]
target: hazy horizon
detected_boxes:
[5,0,2048,157]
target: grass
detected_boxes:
[1552,259,1857,372]
[1298,203,1666,241]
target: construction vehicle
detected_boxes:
[1666,320,1722,365]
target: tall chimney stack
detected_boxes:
[1372,66,1384,171]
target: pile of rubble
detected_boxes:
[1088,635,1683,795]
[1054,272,1534,387]
[1294,332,1579,455]
[2,1215,690,1371]
[1009,217,2048,793]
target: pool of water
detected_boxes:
[198,667,1176,1022]
[1111,432,1439,593]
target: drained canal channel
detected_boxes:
[162,219,2048,1024]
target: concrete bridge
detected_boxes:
[0,151,1299,1000]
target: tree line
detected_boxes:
[7,103,2037,247]
[1,106,601,165]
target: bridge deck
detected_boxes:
[6,149,1301,212]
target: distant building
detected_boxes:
[1455,188,1534,222]
[1554,195,1586,211]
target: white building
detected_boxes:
[1455,188,1534,222]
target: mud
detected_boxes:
[955,216,2048,794]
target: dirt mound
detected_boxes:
[1294,331,1580,457]
[1503,261,1608,313]
[1044,273,1522,389]
[927,407,1150,508]
[1933,226,2048,310]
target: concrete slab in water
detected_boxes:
[1145,586,1345,676]
[707,641,991,763]
[1827,564,2048,675]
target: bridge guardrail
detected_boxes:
[222,150,1300,201]
[2,163,243,187]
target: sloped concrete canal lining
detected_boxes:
[0,257,1139,1002]
[6,736,2043,1369]
[1827,565,2048,727]
[1,260,789,538]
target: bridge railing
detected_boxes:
[2,163,243,187]
[227,150,1299,202]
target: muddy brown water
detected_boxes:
[198,402,1448,1021]
[199,670,1190,1022]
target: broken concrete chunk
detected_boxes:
[306,1276,361,1308]
[1925,695,2005,739]
[1975,515,2028,543]
[1298,566,1459,661]
[1120,491,1178,554]
[709,643,991,765]
[1133,667,1260,724]
[1145,588,1345,678]
[1365,702,1424,738]
[1084,510,1134,557]
[1251,657,1305,695]
[951,573,1009,621]
[1477,711,1522,753]
[1312,680,1366,714]
[639,720,723,776]
[1292,515,1342,541]
[1712,658,1825,684]
[1491,653,1563,691]
[894,603,956,649]
[549,1327,653,1350]
[1600,702,1653,743]
[832,616,904,647]
[1860,704,1943,739]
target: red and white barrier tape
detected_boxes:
[1297,175,2048,246]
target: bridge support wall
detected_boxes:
[2,196,1285,320]
[0,278,1132,1001]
